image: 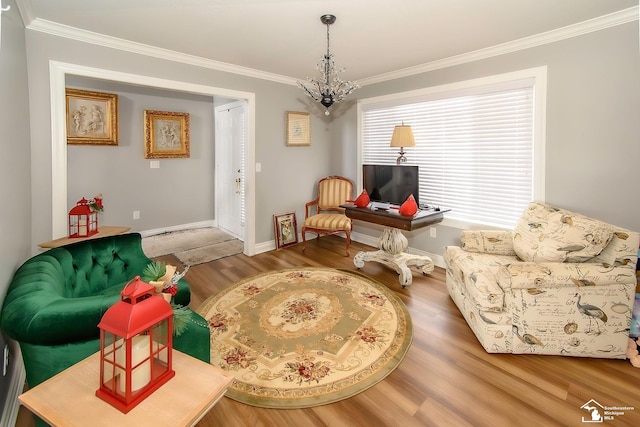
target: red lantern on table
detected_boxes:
[68,198,98,238]
[96,276,175,413]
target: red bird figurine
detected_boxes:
[398,194,418,216]
[353,189,370,208]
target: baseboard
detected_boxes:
[0,346,25,427]
[139,220,216,238]
[255,240,276,254]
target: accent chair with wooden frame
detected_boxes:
[302,176,353,256]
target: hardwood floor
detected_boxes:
[16,236,640,426]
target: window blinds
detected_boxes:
[362,80,535,229]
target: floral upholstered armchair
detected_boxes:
[445,201,639,359]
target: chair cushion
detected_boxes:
[591,230,637,267]
[304,213,351,231]
[513,202,614,262]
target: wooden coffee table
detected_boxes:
[19,350,233,427]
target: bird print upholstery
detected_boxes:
[444,202,639,359]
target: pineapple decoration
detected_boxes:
[142,261,191,336]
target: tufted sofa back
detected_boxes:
[59,233,152,297]
[0,233,190,346]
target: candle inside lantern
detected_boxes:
[115,335,152,393]
[79,217,87,235]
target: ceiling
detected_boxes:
[15,0,639,83]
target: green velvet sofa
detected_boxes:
[0,232,210,392]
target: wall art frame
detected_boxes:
[273,211,298,249]
[66,88,119,145]
[144,110,191,158]
[286,111,311,146]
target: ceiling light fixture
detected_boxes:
[297,14,360,116]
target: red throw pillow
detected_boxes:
[399,194,418,216]
[353,189,370,208]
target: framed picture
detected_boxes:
[144,110,190,158]
[273,212,298,249]
[286,111,311,146]
[66,88,118,145]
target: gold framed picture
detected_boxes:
[273,212,298,249]
[286,111,310,146]
[144,110,190,159]
[66,88,118,145]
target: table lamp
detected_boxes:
[390,123,415,164]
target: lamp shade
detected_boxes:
[390,125,415,148]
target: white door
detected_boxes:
[215,101,246,239]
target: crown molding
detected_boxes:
[19,4,638,87]
[360,5,639,86]
[25,18,298,85]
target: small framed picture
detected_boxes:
[286,111,310,146]
[66,88,118,145]
[273,212,298,249]
[144,110,190,158]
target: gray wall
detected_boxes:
[66,76,216,232]
[0,1,31,418]
[24,30,334,250]
[332,21,640,255]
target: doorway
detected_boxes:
[49,62,257,255]
[215,101,246,239]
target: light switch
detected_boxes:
[256,163,262,172]
[150,160,160,169]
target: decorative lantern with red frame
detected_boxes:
[68,198,98,238]
[96,276,175,413]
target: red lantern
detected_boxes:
[96,276,175,413]
[68,198,98,238]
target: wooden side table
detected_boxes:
[341,204,449,288]
[38,226,132,249]
[19,350,233,427]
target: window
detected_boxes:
[358,67,546,229]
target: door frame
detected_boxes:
[49,61,257,255]
[215,100,247,239]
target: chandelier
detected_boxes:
[297,14,360,116]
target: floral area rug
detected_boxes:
[197,267,413,408]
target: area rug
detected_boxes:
[142,227,243,265]
[197,267,413,408]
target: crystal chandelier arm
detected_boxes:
[299,83,321,102]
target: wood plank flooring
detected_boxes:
[16,236,640,426]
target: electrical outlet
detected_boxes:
[133,211,140,220]
[430,227,437,238]
[3,344,8,376]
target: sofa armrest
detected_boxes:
[461,230,516,256]
[497,261,636,290]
